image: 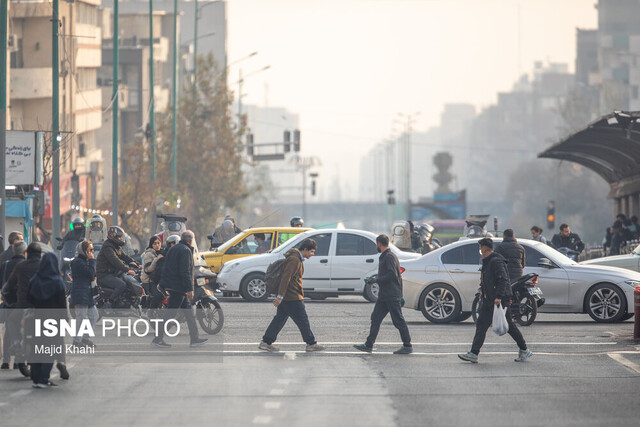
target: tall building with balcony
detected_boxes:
[96,10,172,189]
[9,0,104,220]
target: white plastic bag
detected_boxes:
[491,304,509,336]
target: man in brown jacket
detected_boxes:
[259,238,325,352]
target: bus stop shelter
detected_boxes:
[539,111,640,216]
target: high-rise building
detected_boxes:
[9,0,104,220]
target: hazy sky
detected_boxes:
[226,0,598,198]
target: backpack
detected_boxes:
[264,258,287,295]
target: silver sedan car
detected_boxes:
[401,238,640,323]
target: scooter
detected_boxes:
[147,266,224,335]
[95,268,147,318]
[471,273,544,326]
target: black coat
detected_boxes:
[0,255,26,305]
[494,237,526,281]
[70,254,97,306]
[6,253,42,308]
[480,252,512,302]
[96,238,135,278]
[159,241,194,294]
[377,249,403,302]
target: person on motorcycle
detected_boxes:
[408,221,424,254]
[61,217,86,245]
[290,216,304,228]
[141,236,163,295]
[494,229,525,281]
[86,214,107,244]
[212,219,237,244]
[96,226,137,308]
[417,224,438,255]
[551,223,585,254]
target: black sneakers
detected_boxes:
[189,338,208,348]
[151,338,171,348]
[353,344,373,353]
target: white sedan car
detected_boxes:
[580,244,640,272]
[216,229,421,302]
[401,238,640,323]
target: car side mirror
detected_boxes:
[537,258,554,269]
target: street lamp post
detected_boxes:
[236,65,271,119]
[171,0,179,189]
[397,112,420,220]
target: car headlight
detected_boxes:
[623,280,640,288]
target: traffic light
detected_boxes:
[293,129,301,152]
[311,180,316,196]
[546,200,555,229]
[247,133,254,157]
[283,130,291,153]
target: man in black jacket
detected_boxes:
[494,229,525,281]
[459,238,532,363]
[551,223,585,254]
[0,231,23,263]
[96,226,137,307]
[151,231,207,348]
[354,234,412,354]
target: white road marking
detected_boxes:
[277,378,292,385]
[264,402,282,409]
[252,416,272,424]
[0,402,8,407]
[608,353,640,375]
[10,390,31,398]
[269,389,284,395]
[283,352,296,361]
[98,341,618,346]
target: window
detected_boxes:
[441,246,463,264]
[77,69,97,91]
[294,233,332,257]
[229,232,274,255]
[278,232,298,246]
[336,233,377,256]
[77,3,98,26]
[441,243,480,265]
[524,245,549,267]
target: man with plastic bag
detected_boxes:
[458,238,532,364]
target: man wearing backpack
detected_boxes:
[259,238,325,352]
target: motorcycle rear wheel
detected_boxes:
[514,294,537,326]
[197,300,224,335]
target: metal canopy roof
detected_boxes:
[538,111,640,184]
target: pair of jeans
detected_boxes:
[471,299,527,355]
[98,274,127,303]
[73,305,99,343]
[262,300,316,345]
[365,299,412,348]
[31,362,53,384]
[156,291,198,341]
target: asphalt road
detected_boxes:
[1,296,640,427]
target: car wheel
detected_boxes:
[585,283,626,323]
[622,313,634,321]
[471,295,481,323]
[240,273,268,302]
[419,283,461,324]
[363,282,379,302]
[307,294,328,301]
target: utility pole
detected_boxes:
[0,0,7,242]
[171,0,178,189]
[237,68,243,120]
[52,0,61,240]
[193,0,197,97]
[112,0,119,225]
[149,0,156,180]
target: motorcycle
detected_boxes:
[95,267,147,318]
[556,247,581,261]
[471,273,545,326]
[147,265,224,335]
[56,237,82,296]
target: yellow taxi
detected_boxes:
[202,227,310,273]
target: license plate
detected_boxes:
[527,287,542,296]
